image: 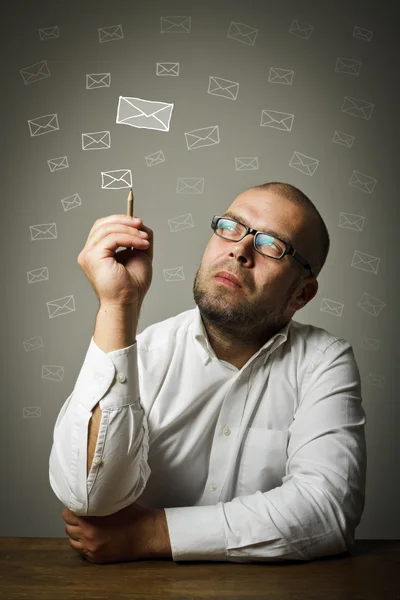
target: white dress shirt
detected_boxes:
[49,305,367,562]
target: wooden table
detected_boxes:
[0,539,398,599]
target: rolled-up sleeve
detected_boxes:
[164,339,367,562]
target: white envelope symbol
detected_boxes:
[86,73,111,89]
[48,156,69,172]
[28,113,59,137]
[39,26,59,40]
[268,67,294,85]
[82,130,111,150]
[23,407,41,418]
[261,110,294,131]
[227,21,258,46]
[332,130,355,148]
[30,223,57,241]
[289,19,314,39]
[156,62,180,76]
[184,125,220,150]
[367,373,386,388]
[20,60,50,85]
[335,58,362,76]
[42,365,64,381]
[235,157,259,171]
[163,267,185,282]
[101,169,132,190]
[289,151,319,176]
[145,150,165,167]
[47,295,76,319]
[98,24,123,43]
[208,76,239,100]
[27,266,49,284]
[116,96,174,132]
[357,292,386,316]
[341,96,374,120]
[353,26,373,42]
[168,213,194,232]
[361,337,380,351]
[351,250,380,274]
[339,212,365,231]
[61,193,82,212]
[176,178,204,194]
[320,298,344,317]
[160,16,191,33]
[349,170,377,194]
[23,336,43,352]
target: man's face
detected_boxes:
[192,189,315,341]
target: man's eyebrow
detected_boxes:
[222,211,292,246]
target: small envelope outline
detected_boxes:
[353,25,373,42]
[160,16,191,33]
[28,113,59,137]
[208,76,239,100]
[335,57,362,76]
[227,21,258,46]
[116,96,174,132]
[261,109,294,131]
[289,19,314,39]
[176,178,204,194]
[48,156,69,172]
[185,125,220,150]
[61,193,82,212]
[357,292,386,316]
[47,295,76,319]
[339,212,364,231]
[320,298,344,317]
[157,62,180,76]
[98,24,123,43]
[367,373,386,388]
[145,150,165,167]
[23,407,41,418]
[351,250,380,274]
[332,130,355,147]
[23,336,43,352]
[101,169,132,190]
[42,365,64,381]
[27,267,49,284]
[235,157,259,171]
[30,223,57,241]
[341,96,374,120]
[86,73,111,89]
[163,267,185,282]
[361,337,380,351]
[289,151,319,176]
[39,26,59,40]
[20,60,50,85]
[349,170,377,194]
[268,67,294,85]
[168,213,194,232]
[82,130,111,150]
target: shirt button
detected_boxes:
[93,457,102,466]
[210,483,217,491]
[116,373,126,383]
[223,426,231,436]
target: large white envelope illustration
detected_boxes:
[116,97,174,131]
[48,156,69,172]
[361,337,380,351]
[208,76,239,100]
[156,62,180,76]
[351,250,380,274]
[185,125,220,150]
[47,294,76,319]
[235,157,259,171]
[332,130,354,147]
[349,170,377,193]
[289,19,314,39]
[320,298,344,317]
[42,365,64,381]
[353,26,373,42]
[261,110,294,131]
[341,96,374,120]
[163,267,185,281]
[98,24,123,43]
[101,169,132,189]
[23,336,43,352]
[86,73,111,89]
[82,130,111,150]
[145,150,165,167]
[160,16,191,33]
[39,26,59,40]
[30,223,57,241]
[168,213,194,232]
[335,58,362,76]
[176,178,204,193]
[28,113,59,136]
[289,151,319,176]
[367,373,386,388]
[357,292,386,316]
[227,21,258,45]
[61,193,82,212]
[23,407,41,418]
[27,267,49,284]
[268,68,294,84]
[20,60,50,85]
[339,212,364,231]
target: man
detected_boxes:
[50,182,367,564]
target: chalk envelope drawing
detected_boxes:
[168,213,194,232]
[82,130,111,150]
[361,337,380,351]
[351,250,380,274]
[116,97,174,132]
[289,151,319,176]
[332,131,355,147]
[30,223,57,241]
[184,125,220,150]
[349,170,377,194]
[28,113,59,136]
[353,26,373,42]
[320,298,344,317]
[176,178,204,194]
[268,68,294,85]
[367,373,386,388]
[47,295,75,319]
[48,156,69,172]
[357,292,385,316]
[145,150,165,167]
[227,21,258,46]
[208,76,239,100]
[20,60,50,85]
[335,58,362,76]
[163,267,185,282]
[156,62,180,76]
[261,110,294,131]
[23,407,41,418]
[23,336,43,352]
[289,19,314,39]
[338,213,365,232]
[42,365,64,381]
[235,157,259,171]
[98,24,123,42]
[27,267,49,284]
[160,16,191,33]
[341,96,374,120]
[101,169,132,189]
[86,73,111,89]
[39,26,59,40]
[61,193,82,212]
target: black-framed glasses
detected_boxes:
[211,216,314,277]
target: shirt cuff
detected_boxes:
[164,504,228,562]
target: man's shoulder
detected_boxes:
[289,318,351,356]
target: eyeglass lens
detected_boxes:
[216,218,285,258]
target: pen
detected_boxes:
[127,188,134,250]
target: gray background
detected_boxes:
[1,0,398,539]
